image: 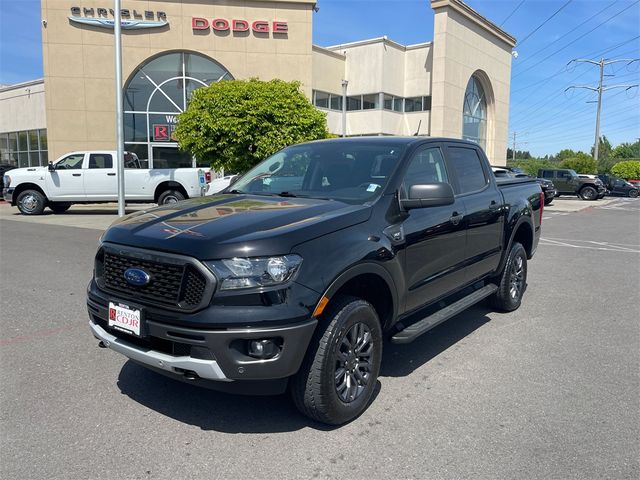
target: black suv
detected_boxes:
[88,137,542,424]
[597,175,639,198]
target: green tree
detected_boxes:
[511,158,556,177]
[590,135,612,159]
[597,157,621,175]
[611,140,640,159]
[175,79,331,173]
[560,152,597,174]
[611,160,640,179]
[556,149,577,162]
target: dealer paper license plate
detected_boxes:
[108,302,141,337]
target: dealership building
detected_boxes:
[0,0,515,169]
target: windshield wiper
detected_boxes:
[276,191,299,198]
[226,189,245,194]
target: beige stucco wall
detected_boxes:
[41,0,315,160]
[0,80,46,133]
[429,0,514,164]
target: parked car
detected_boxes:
[88,137,543,425]
[578,174,607,199]
[538,168,606,200]
[597,174,639,198]
[207,174,237,194]
[492,166,556,205]
[2,151,212,215]
[0,163,16,200]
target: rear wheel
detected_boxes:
[489,242,527,312]
[290,295,383,425]
[579,186,597,201]
[157,189,185,205]
[16,189,46,215]
[49,202,71,214]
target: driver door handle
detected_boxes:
[107,173,116,176]
[72,173,82,177]
[489,200,500,210]
[450,212,463,225]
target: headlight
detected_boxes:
[205,255,303,291]
[3,175,10,187]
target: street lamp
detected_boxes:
[114,0,126,216]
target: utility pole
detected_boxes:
[512,131,517,163]
[566,57,639,162]
[114,0,126,217]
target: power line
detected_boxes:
[513,1,640,79]
[514,1,619,70]
[516,0,573,47]
[500,0,526,27]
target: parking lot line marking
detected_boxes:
[539,238,640,253]
[543,237,640,248]
[0,324,84,347]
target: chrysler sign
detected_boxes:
[69,6,168,30]
[192,18,288,34]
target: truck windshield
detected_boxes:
[229,141,406,204]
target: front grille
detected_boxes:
[96,246,214,311]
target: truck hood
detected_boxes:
[6,166,47,180]
[101,194,372,259]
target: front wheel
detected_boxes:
[157,189,185,205]
[16,189,47,215]
[489,242,527,312]
[629,189,638,198]
[544,198,553,206]
[290,295,383,425]
[579,186,597,201]
[49,202,71,214]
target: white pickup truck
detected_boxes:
[2,151,212,215]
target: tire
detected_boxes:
[16,189,46,215]
[49,202,71,214]
[544,198,553,206]
[157,189,185,205]
[629,189,638,198]
[489,242,527,312]
[290,295,383,425]
[579,186,597,201]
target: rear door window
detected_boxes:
[446,146,488,194]
[401,146,448,198]
[88,154,113,169]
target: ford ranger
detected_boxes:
[87,137,543,425]
[2,151,211,215]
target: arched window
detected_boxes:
[462,76,487,148]
[123,51,232,168]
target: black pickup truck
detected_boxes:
[88,137,543,424]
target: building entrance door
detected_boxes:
[150,144,194,169]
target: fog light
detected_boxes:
[248,339,280,359]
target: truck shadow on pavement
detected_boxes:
[116,305,491,433]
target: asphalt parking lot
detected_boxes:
[1,197,638,480]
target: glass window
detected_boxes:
[89,154,113,169]
[422,96,432,111]
[541,170,554,179]
[462,76,487,148]
[404,97,422,112]
[402,147,448,197]
[383,94,393,110]
[447,147,487,194]
[18,131,28,151]
[124,113,148,142]
[362,94,378,110]
[18,152,29,168]
[39,129,47,150]
[8,132,18,151]
[393,97,403,112]
[0,133,7,152]
[330,94,342,111]
[28,130,39,151]
[347,96,362,111]
[314,91,329,109]
[55,153,85,170]
[124,145,149,168]
[151,146,192,169]
[39,151,48,165]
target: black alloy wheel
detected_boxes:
[489,242,527,312]
[290,295,382,425]
[580,186,597,201]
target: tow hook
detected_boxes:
[98,340,108,348]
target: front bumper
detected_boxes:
[543,188,556,200]
[87,290,318,384]
[2,187,14,203]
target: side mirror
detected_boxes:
[48,161,55,171]
[401,183,455,210]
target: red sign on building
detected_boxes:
[153,124,169,142]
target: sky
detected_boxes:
[0,0,639,157]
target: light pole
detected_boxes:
[341,79,348,138]
[114,0,126,216]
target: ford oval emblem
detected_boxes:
[124,268,150,286]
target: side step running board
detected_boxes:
[391,284,498,344]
